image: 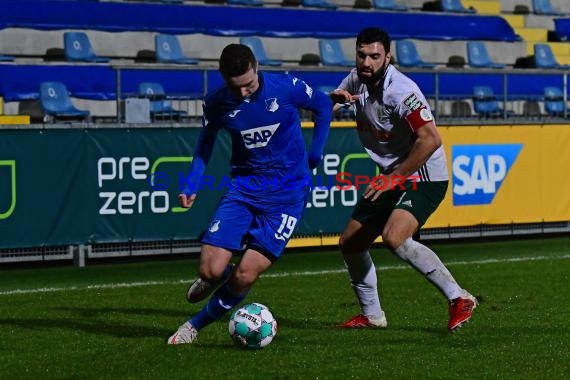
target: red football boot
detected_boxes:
[448,294,478,331]
[337,313,387,328]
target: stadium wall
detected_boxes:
[0,124,568,262]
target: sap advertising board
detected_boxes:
[451,144,522,206]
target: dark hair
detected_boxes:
[219,44,257,77]
[356,27,391,53]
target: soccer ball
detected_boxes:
[228,303,277,349]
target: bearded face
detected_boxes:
[357,60,388,85]
[355,42,390,86]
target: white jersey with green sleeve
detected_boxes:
[338,65,448,181]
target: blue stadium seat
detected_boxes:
[155,34,199,64]
[395,40,435,68]
[301,0,337,9]
[534,44,570,69]
[441,0,476,13]
[138,82,187,120]
[318,39,353,67]
[227,0,264,5]
[373,0,407,11]
[63,32,111,63]
[532,0,567,16]
[40,81,90,121]
[239,37,283,66]
[466,41,505,69]
[543,87,569,116]
[473,86,511,117]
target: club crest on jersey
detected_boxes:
[265,98,279,112]
[209,220,220,233]
[241,123,280,149]
[403,93,423,111]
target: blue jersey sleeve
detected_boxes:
[287,75,333,169]
[181,103,220,196]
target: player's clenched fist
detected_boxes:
[178,193,196,209]
[330,89,360,104]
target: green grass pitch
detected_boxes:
[0,237,569,379]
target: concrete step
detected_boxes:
[502,14,525,29]
[514,27,548,42]
[463,0,501,14]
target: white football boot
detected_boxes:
[167,322,198,345]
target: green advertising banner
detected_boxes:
[0,127,372,249]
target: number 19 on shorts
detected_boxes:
[274,214,298,241]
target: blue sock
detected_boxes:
[190,283,247,331]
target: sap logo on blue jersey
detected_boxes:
[452,144,522,206]
[241,123,280,149]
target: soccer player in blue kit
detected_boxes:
[168,44,332,344]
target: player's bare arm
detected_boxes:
[392,121,441,178]
[364,121,441,201]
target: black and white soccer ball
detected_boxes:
[228,303,277,349]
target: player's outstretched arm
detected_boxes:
[307,90,333,169]
[180,111,219,201]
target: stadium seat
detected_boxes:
[353,0,372,9]
[450,100,472,117]
[227,0,264,5]
[299,53,321,66]
[318,39,353,67]
[441,0,476,13]
[522,100,542,117]
[63,32,111,63]
[532,0,567,16]
[281,0,302,6]
[138,82,187,120]
[534,44,570,70]
[395,40,435,68]
[239,37,283,66]
[373,0,407,11]
[155,34,199,64]
[543,87,569,116]
[301,0,337,9]
[466,42,505,69]
[472,86,511,117]
[39,81,90,122]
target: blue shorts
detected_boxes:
[200,190,307,261]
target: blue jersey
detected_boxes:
[184,72,332,203]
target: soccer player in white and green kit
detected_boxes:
[330,27,477,331]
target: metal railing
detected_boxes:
[109,64,570,125]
